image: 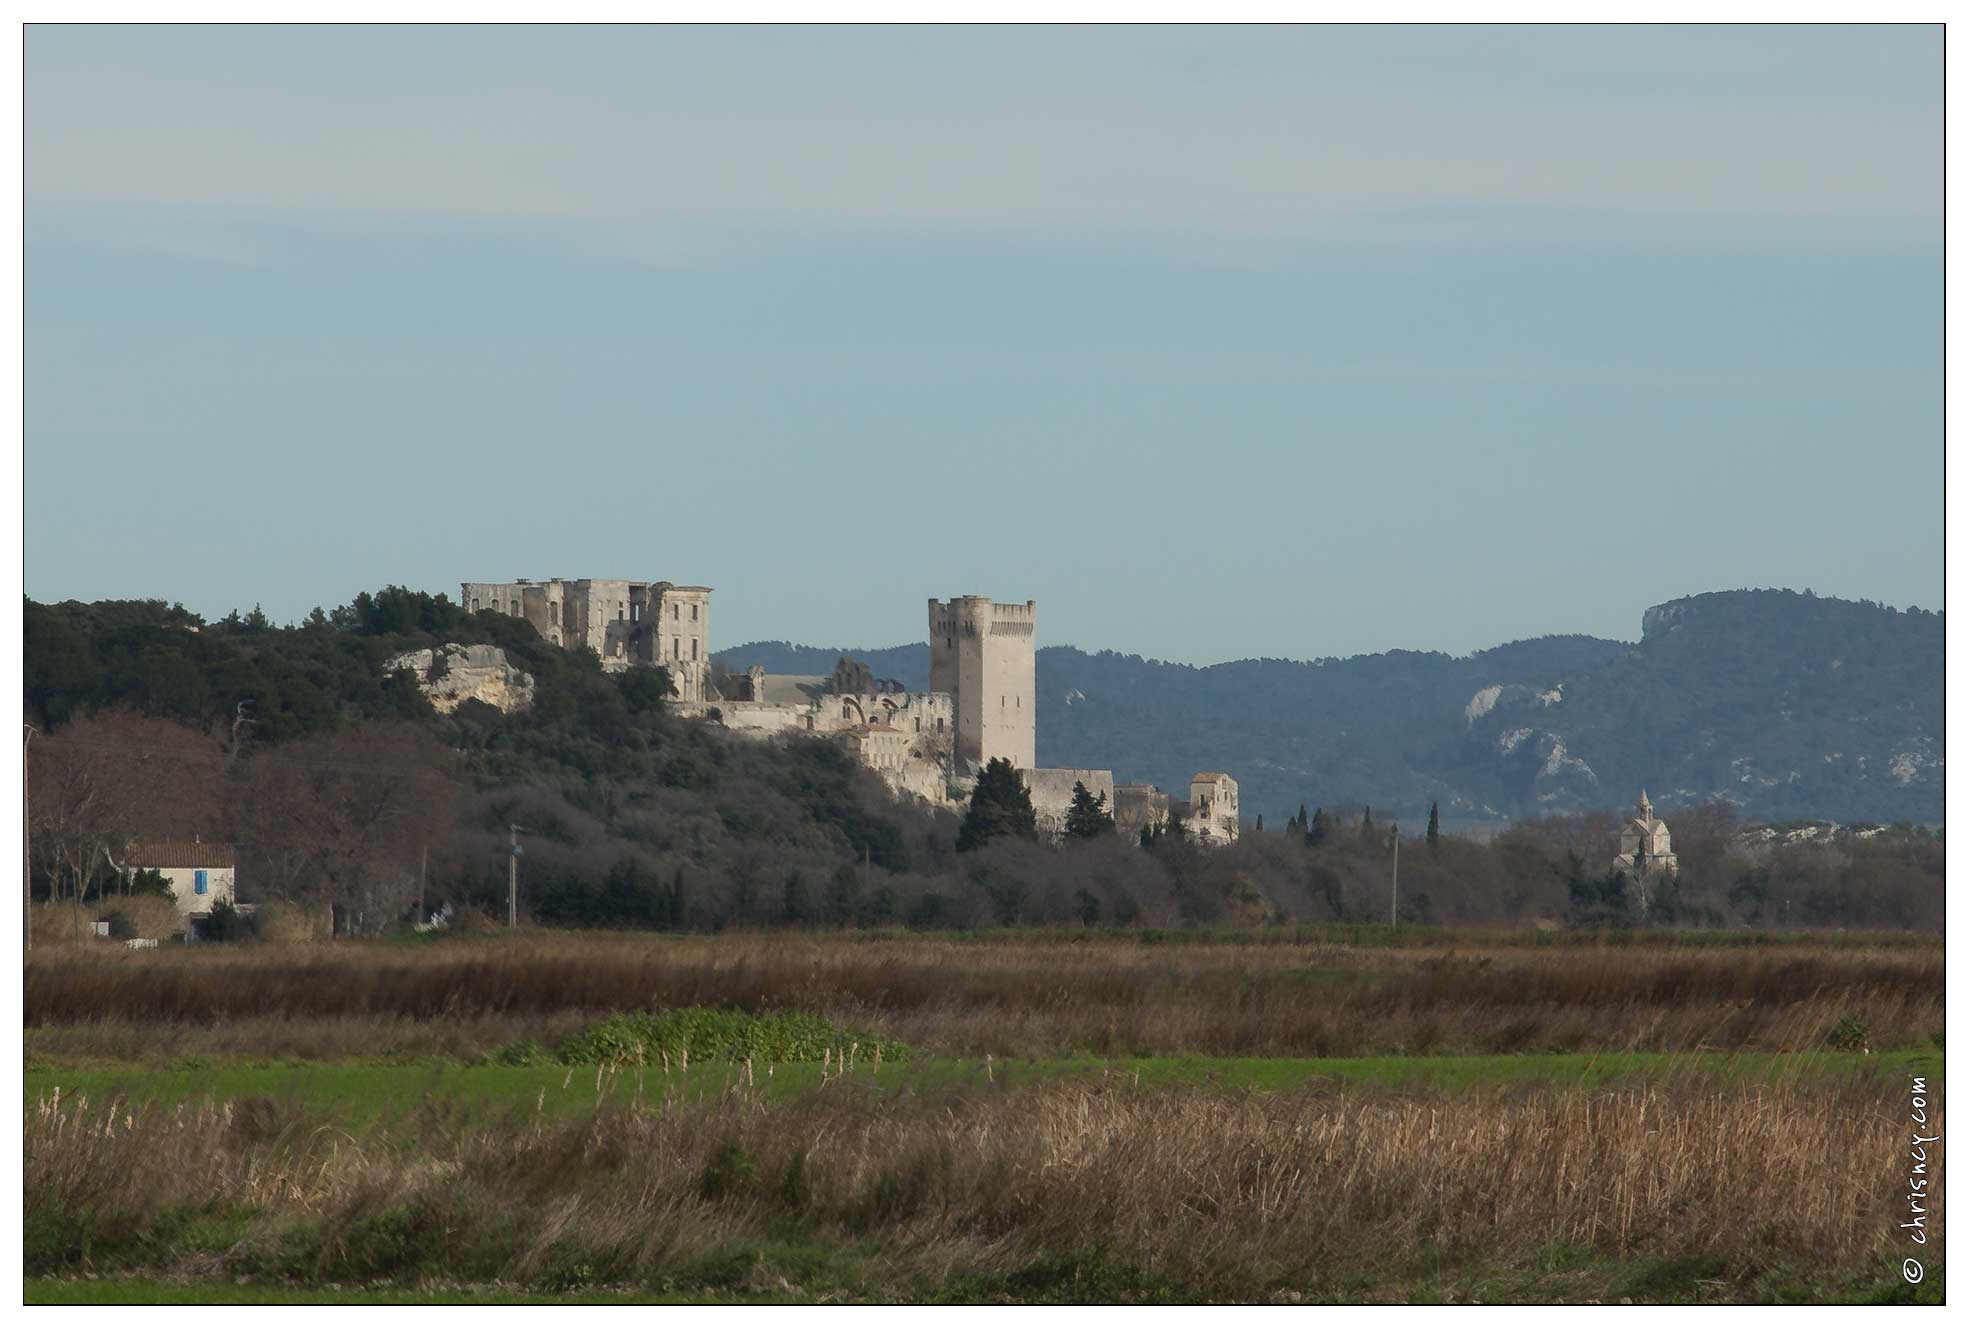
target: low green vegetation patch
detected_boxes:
[550,1008,909,1068]
[24,1049,1939,1130]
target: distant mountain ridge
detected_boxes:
[718,589,1943,826]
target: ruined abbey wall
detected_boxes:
[1023,767,1116,842]
[462,577,711,700]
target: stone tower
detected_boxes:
[928,596,1036,772]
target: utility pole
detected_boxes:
[228,701,255,764]
[23,724,33,953]
[1390,821,1400,929]
[508,825,529,928]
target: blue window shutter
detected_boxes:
[194,869,208,895]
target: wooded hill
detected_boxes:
[721,589,1943,828]
[22,586,1943,936]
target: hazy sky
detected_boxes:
[25,24,1941,663]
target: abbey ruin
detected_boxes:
[460,579,1242,843]
[459,578,713,701]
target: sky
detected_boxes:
[24,24,1942,664]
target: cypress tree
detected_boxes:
[1427,801,1440,847]
[1063,780,1117,840]
[957,757,1039,852]
[1305,807,1328,849]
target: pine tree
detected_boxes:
[1426,801,1440,847]
[957,757,1039,852]
[1063,780,1117,840]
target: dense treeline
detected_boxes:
[23,591,1945,937]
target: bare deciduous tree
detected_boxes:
[232,721,460,934]
[29,708,227,915]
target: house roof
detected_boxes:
[127,841,236,869]
[1192,771,1233,783]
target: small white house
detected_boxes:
[126,840,237,917]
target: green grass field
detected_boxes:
[27,1047,1941,1125]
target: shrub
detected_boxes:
[699,1140,760,1200]
[99,896,183,943]
[29,902,101,948]
[446,906,503,936]
[199,899,248,943]
[556,1007,908,1067]
[492,1038,549,1067]
[252,901,324,945]
[1827,1013,1872,1053]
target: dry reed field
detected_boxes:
[24,931,1946,1062]
[24,1071,1938,1302]
[23,930,1945,1302]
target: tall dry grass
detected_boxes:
[28,899,183,949]
[24,932,1945,1061]
[25,1074,1936,1300]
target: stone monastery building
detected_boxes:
[460,578,713,702]
[463,580,1240,843]
[1613,790,1678,878]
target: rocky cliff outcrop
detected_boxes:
[384,643,535,715]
